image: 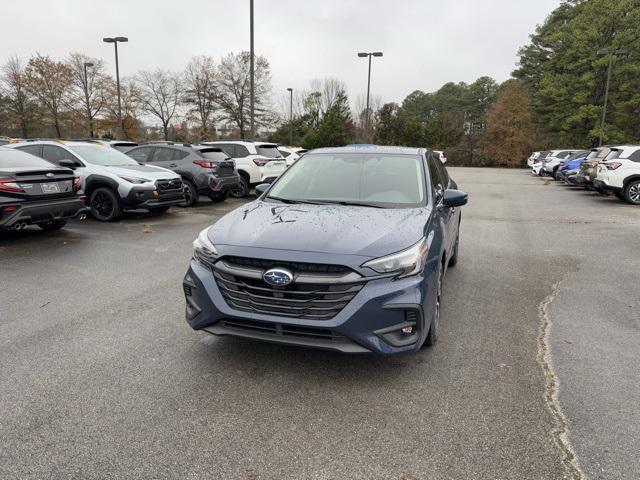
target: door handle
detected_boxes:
[168,163,178,167]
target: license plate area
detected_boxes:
[41,182,61,193]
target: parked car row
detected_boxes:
[0,138,299,230]
[528,145,640,205]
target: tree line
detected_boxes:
[2,0,638,167]
[0,51,273,141]
[271,0,640,167]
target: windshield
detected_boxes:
[266,153,426,208]
[256,145,283,158]
[69,145,139,166]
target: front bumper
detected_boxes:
[183,254,436,355]
[122,185,184,209]
[0,196,87,229]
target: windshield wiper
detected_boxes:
[308,200,385,209]
[266,196,325,205]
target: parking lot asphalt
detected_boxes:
[1,168,639,480]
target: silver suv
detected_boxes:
[7,140,184,221]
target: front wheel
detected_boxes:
[180,180,198,207]
[624,179,640,205]
[229,176,249,198]
[38,220,67,231]
[448,230,459,267]
[425,264,443,347]
[90,187,122,222]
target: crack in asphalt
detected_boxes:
[538,280,584,480]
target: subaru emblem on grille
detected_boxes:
[263,268,294,286]
[45,173,55,178]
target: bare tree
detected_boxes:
[309,78,348,117]
[217,51,272,138]
[67,52,110,138]
[183,56,219,140]
[2,56,33,137]
[136,69,181,140]
[103,77,142,139]
[24,54,73,138]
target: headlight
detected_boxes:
[361,237,428,278]
[118,175,147,184]
[193,227,218,268]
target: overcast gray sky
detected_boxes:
[2,0,559,107]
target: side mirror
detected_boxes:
[443,189,468,208]
[254,183,270,196]
[58,159,76,169]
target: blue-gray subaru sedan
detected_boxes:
[183,146,467,355]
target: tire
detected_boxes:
[623,179,640,205]
[180,179,198,207]
[148,206,170,214]
[425,263,443,347]
[208,191,228,202]
[229,175,249,198]
[89,187,121,222]
[38,220,67,231]
[554,169,563,181]
[448,229,459,267]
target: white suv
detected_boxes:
[594,145,640,205]
[200,141,287,197]
[7,140,184,220]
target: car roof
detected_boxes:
[310,145,425,155]
[609,145,640,156]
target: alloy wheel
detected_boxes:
[92,192,114,218]
[628,182,640,204]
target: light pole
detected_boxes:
[357,51,383,140]
[287,87,293,145]
[249,0,255,139]
[103,36,128,140]
[83,62,94,137]
[596,48,627,147]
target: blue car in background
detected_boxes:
[557,151,589,183]
[183,146,468,355]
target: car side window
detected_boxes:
[628,150,640,163]
[172,150,189,161]
[427,154,445,204]
[152,147,174,162]
[433,155,450,188]
[235,145,250,158]
[216,144,233,157]
[128,147,153,163]
[42,145,78,165]
[16,145,43,157]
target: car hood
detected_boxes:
[103,164,179,180]
[210,200,430,258]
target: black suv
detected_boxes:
[125,143,240,206]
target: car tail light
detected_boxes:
[193,160,218,171]
[605,162,622,170]
[253,157,270,167]
[0,179,24,193]
[73,176,82,190]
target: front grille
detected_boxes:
[213,257,364,320]
[222,318,344,342]
[156,179,183,194]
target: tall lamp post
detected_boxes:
[103,36,128,140]
[287,87,293,145]
[83,62,94,137]
[357,51,383,140]
[249,0,255,139]
[596,48,627,147]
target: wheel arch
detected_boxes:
[85,175,120,198]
